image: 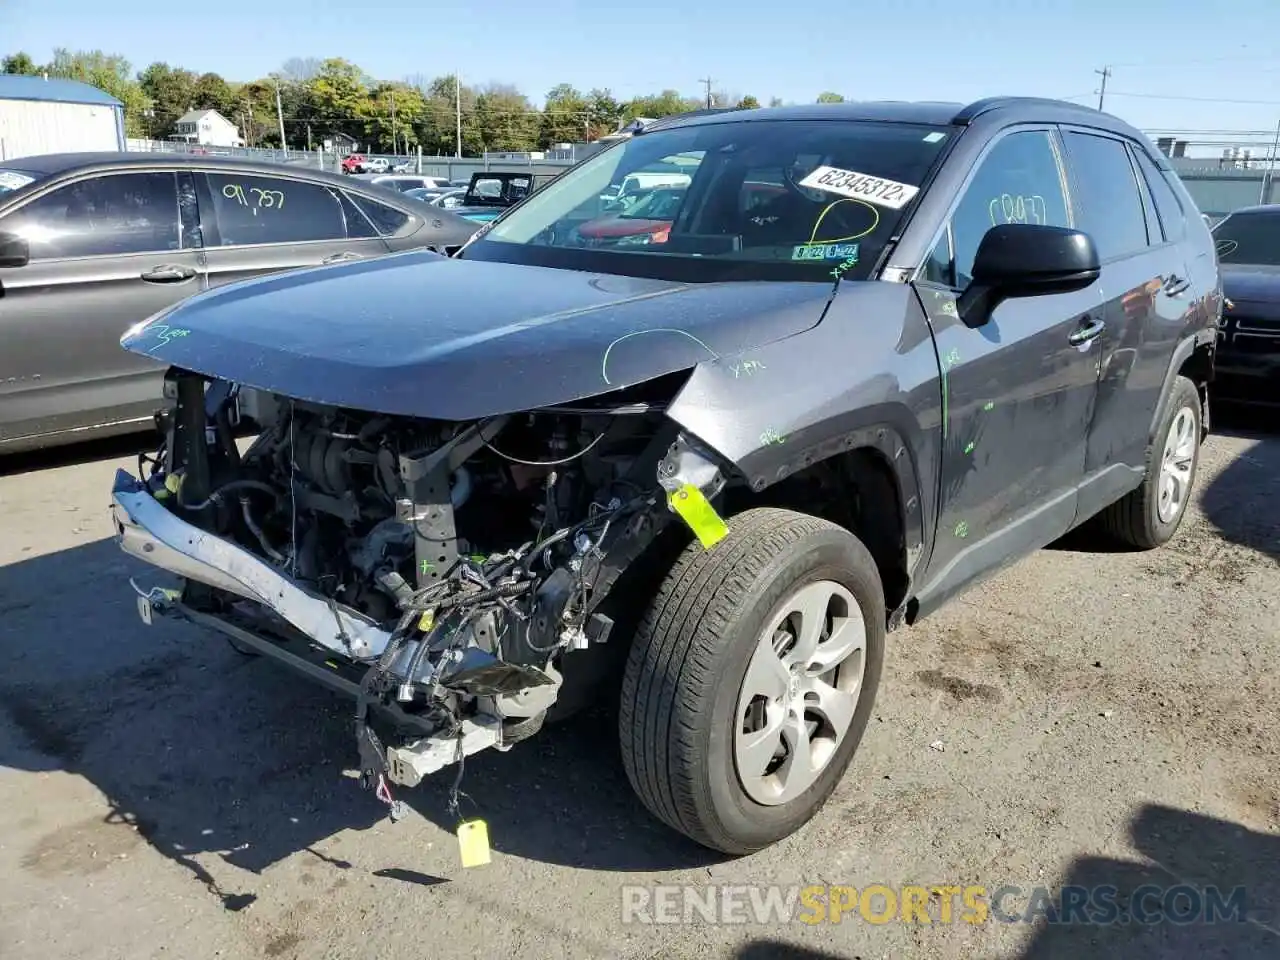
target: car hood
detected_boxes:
[121,251,835,421]
[1221,263,1280,303]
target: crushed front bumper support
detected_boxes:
[110,469,390,659]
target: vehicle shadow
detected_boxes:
[0,538,717,906]
[1198,403,1280,564]
[1016,803,1279,959]
[731,943,847,959]
[0,430,155,478]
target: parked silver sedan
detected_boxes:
[0,152,478,453]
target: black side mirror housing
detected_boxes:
[0,231,30,268]
[956,224,1100,328]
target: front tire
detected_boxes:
[1099,374,1203,549]
[619,507,885,854]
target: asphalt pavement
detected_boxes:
[0,408,1276,960]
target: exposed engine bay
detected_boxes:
[112,367,729,818]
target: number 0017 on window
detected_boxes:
[797,166,921,210]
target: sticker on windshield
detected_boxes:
[791,242,859,261]
[0,171,35,192]
[797,166,920,209]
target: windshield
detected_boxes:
[460,118,953,282]
[1213,211,1280,266]
[0,168,40,196]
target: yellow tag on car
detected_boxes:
[457,820,491,868]
[668,483,729,549]
[418,609,436,632]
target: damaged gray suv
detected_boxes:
[111,98,1221,854]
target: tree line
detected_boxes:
[1,49,851,156]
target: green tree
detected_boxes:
[193,72,234,116]
[624,89,700,120]
[585,88,622,138]
[3,52,39,74]
[816,91,845,103]
[540,83,588,147]
[139,62,197,136]
[474,83,537,152]
[414,73,481,156]
[738,95,761,109]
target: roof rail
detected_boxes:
[635,107,741,133]
[951,96,1100,124]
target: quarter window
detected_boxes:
[348,193,412,235]
[1,172,181,259]
[1132,148,1185,243]
[1062,132,1149,261]
[205,173,348,245]
[928,130,1071,289]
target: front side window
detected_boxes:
[0,172,181,259]
[1062,132,1149,261]
[463,119,952,282]
[205,172,348,246]
[928,130,1071,289]
[1213,211,1280,265]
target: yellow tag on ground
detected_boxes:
[418,609,435,632]
[669,483,729,549]
[457,820,491,868]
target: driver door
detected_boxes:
[911,127,1105,612]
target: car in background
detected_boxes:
[1211,204,1280,404]
[0,152,479,453]
[444,171,537,223]
[367,174,451,193]
[577,186,686,245]
[341,154,367,174]
[405,187,467,209]
[362,158,391,174]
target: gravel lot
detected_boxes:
[0,409,1276,960]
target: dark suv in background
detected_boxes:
[1212,204,1280,404]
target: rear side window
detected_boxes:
[1062,132,1149,260]
[0,172,181,259]
[1132,148,1185,243]
[205,172,348,246]
[348,193,411,235]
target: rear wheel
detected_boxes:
[619,507,885,854]
[1100,374,1202,549]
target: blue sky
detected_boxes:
[6,0,1280,146]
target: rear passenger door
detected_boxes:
[1057,129,1193,522]
[197,171,392,291]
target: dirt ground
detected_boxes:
[0,408,1276,960]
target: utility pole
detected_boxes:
[390,88,397,155]
[455,72,463,158]
[1095,66,1111,111]
[700,76,715,109]
[274,78,288,150]
[1261,117,1280,204]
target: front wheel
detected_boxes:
[619,507,885,854]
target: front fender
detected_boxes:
[664,280,943,586]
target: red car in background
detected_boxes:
[341,154,367,174]
[577,187,686,246]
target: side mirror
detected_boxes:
[956,224,1100,328]
[0,231,30,268]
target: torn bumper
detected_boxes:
[109,469,390,659]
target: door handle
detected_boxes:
[1163,274,1191,296]
[1068,316,1106,346]
[321,251,363,264]
[140,264,196,283]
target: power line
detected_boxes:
[699,76,714,109]
[1097,90,1280,107]
[1095,66,1111,111]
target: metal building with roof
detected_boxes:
[0,74,126,161]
